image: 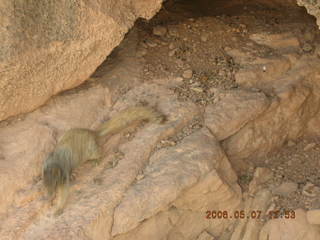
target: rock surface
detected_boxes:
[0,87,112,216]
[205,89,270,140]
[306,209,320,225]
[0,0,163,121]
[0,83,242,240]
[231,167,273,240]
[259,209,320,240]
[222,53,320,160]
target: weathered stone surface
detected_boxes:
[249,33,300,51]
[231,168,273,240]
[234,57,292,90]
[112,128,241,236]
[205,89,270,140]
[0,0,163,121]
[225,45,293,90]
[0,87,111,217]
[223,58,320,159]
[113,210,180,240]
[306,209,320,225]
[197,231,216,240]
[259,209,320,240]
[272,182,298,196]
[0,83,202,240]
[248,168,273,195]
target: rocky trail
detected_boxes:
[1,0,320,239]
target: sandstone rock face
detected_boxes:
[259,209,320,240]
[230,167,273,240]
[205,89,270,141]
[0,0,163,121]
[0,83,242,240]
[0,87,112,217]
[222,81,320,159]
[222,30,320,160]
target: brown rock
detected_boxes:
[248,168,273,195]
[272,182,298,196]
[249,33,300,51]
[234,57,292,90]
[231,189,272,240]
[113,210,180,240]
[259,209,320,240]
[182,69,193,79]
[205,89,270,140]
[153,25,167,36]
[303,142,316,151]
[112,128,241,236]
[306,209,320,225]
[0,0,163,121]
[0,83,201,239]
[223,81,319,160]
[197,231,216,240]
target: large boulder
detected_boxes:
[0,0,163,121]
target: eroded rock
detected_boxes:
[197,231,216,240]
[272,182,298,197]
[231,167,273,240]
[259,209,320,240]
[0,87,111,217]
[0,0,163,121]
[205,89,270,140]
[0,83,205,240]
[249,33,300,51]
[306,209,320,225]
[112,128,241,236]
[223,79,320,160]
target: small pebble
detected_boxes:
[182,69,193,79]
[169,50,176,57]
[304,143,316,151]
[169,43,175,50]
[302,182,318,198]
[190,87,203,93]
[136,48,147,57]
[201,34,208,42]
[146,40,157,48]
[153,25,167,36]
[136,174,145,181]
[176,59,184,67]
[174,77,184,82]
[272,181,298,196]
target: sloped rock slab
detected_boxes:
[205,89,270,140]
[112,128,241,236]
[0,83,201,240]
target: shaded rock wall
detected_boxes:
[297,0,320,28]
